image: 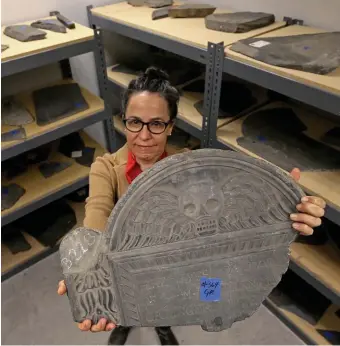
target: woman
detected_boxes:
[58,67,326,344]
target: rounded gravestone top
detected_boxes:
[60,149,304,331]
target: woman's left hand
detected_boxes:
[289,168,326,235]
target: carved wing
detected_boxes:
[218,171,297,232]
[116,188,195,251]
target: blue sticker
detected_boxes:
[200,277,221,302]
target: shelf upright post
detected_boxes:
[201,42,224,148]
[87,5,116,153]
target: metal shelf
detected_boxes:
[90,9,207,65]
[1,131,105,227]
[223,57,340,117]
[1,81,106,161]
[1,201,86,281]
[2,39,96,78]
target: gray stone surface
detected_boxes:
[4,25,46,42]
[127,0,145,6]
[145,0,173,8]
[152,7,171,20]
[205,12,275,33]
[31,19,67,33]
[60,149,305,332]
[168,4,216,18]
[2,97,34,126]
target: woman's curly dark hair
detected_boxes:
[122,67,180,121]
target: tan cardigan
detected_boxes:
[83,143,187,231]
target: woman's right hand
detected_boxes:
[57,280,116,332]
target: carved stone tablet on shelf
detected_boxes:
[127,0,145,6]
[146,0,173,8]
[205,12,275,33]
[168,4,216,18]
[60,149,304,332]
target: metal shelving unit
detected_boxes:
[88,2,340,343]
[1,13,116,280]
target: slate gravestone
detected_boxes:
[60,149,304,332]
[168,4,216,18]
[205,12,275,33]
[145,0,173,8]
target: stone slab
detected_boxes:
[168,4,216,18]
[60,149,304,332]
[205,12,275,33]
[152,7,171,20]
[146,0,173,8]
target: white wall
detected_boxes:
[2,0,340,145]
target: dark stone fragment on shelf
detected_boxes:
[4,25,47,42]
[1,127,26,142]
[58,132,85,158]
[321,127,340,148]
[38,161,72,178]
[152,6,172,20]
[237,106,340,172]
[205,12,275,33]
[128,0,145,6]
[2,225,32,254]
[33,83,89,126]
[1,183,26,211]
[75,147,96,167]
[60,149,305,331]
[2,97,34,126]
[230,32,340,75]
[146,0,173,8]
[31,19,67,33]
[168,4,216,18]
[17,199,77,247]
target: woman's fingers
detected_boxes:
[290,212,322,228]
[91,318,107,332]
[105,322,116,332]
[57,280,67,295]
[291,222,314,235]
[296,202,325,218]
[78,319,92,332]
[301,196,326,209]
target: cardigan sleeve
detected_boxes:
[83,154,117,232]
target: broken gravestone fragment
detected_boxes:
[146,0,173,8]
[152,6,172,20]
[4,25,47,42]
[205,12,275,33]
[127,0,145,6]
[168,4,216,18]
[60,149,304,332]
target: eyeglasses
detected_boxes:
[123,118,171,134]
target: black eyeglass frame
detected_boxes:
[122,117,172,134]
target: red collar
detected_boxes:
[125,150,167,184]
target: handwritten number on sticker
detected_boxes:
[200,277,221,301]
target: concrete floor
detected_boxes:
[1,253,304,345]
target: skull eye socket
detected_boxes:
[184,203,196,214]
[206,198,219,212]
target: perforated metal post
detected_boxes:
[208,42,224,148]
[88,5,116,153]
[202,42,224,149]
[201,42,215,148]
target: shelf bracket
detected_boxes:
[88,5,116,153]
